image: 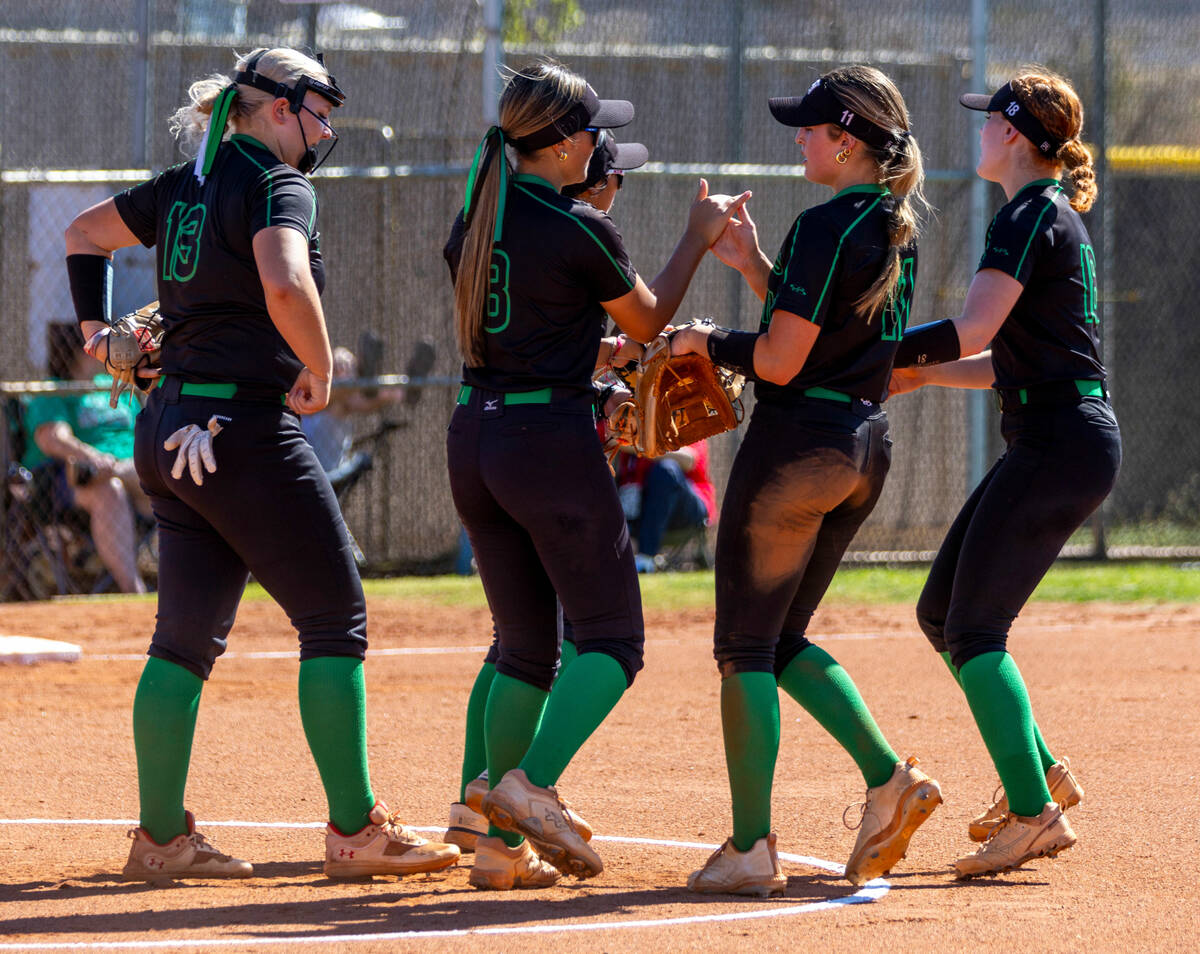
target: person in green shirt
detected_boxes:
[22,323,147,593]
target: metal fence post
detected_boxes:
[483,0,503,125]
[1090,0,1110,559]
[966,0,990,494]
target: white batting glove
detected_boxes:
[164,414,227,486]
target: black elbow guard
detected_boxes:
[66,254,113,327]
[893,319,961,368]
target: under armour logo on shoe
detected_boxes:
[545,810,567,831]
[339,848,355,858]
[147,857,164,869]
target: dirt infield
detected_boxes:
[1,595,1197,953]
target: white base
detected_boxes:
[0,635,82,664]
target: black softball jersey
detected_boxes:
[977,179,1105,390]
[444,173,636,395]
[755,184,917,407]
[114,134,324,392]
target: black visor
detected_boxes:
[960,82,1061,158]
[768,77,904,150]
[510,84,634,152]
[235,51,346,114]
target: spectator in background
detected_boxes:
[299,345,404,477]
[616,439,716,573]
[21,322,148,593]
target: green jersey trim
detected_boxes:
[1015,186,1064,278]
[810,195,886,321]
[513,183,635,293]
[230,137,318,237]
[832,183,889,199]
[513,173,557,191]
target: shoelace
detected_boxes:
[378,809,422,844]
[188,831,232,861]
[843,799,868,831]
[981,812,1014,845]
[541,783,581,835]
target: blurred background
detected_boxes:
[1,0,1197,597]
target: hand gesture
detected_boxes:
[287,367,331,415]
[711,201,761,273]
[687,178,752,248]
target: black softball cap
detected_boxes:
[510,84,634,152]
[563,132,649,196]
[768,78,901,150]
[960,82,1062,157]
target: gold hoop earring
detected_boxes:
[558,151,568,162]
[835,148,852,164]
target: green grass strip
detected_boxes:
[71,561,1199,610]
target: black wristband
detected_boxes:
[66,254,113,327]
[706,327,759,379]
[893,319,961,368]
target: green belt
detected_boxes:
[456,385,554,406]
[1015,379,1105,404]
[155,376,285,403]
[801,386,853,404]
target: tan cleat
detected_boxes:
[324,802,459,878]
[469,835,562,890]
[123,811,253,881]
[466,772,594,842]
[969,758,1083,842]
[481,768,603,879]
[843,756,943,886]
[955,802,1077,878]
[686,833,787,897]
[444,801,489,853]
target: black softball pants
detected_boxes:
[134,383,367,679]
[447,392,644,691]
[714,398,891,678]
[917,396,1122,670]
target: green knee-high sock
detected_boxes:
[722,672,780,852]
[486,672,549,846]
[958,652,1052,816]
[459,662,497,801]
[518,652,626,789]
[553,639,579,686]
[941,651,1056,773]
[133,657,204,844]
[777,645,898,789]
[298,656,375,835]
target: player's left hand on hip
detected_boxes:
[164,415,226,486]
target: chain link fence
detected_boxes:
[2,0,1198,596]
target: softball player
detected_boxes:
[889,68,1121,877]
[443,129,649,859]
[444,59,746,890]
[672,66,941,895]
[64,47,458,881]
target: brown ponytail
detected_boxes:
[1011,68,1096,212]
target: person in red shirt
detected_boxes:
[616,440,715,572]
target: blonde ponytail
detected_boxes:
[824,65,930,319]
